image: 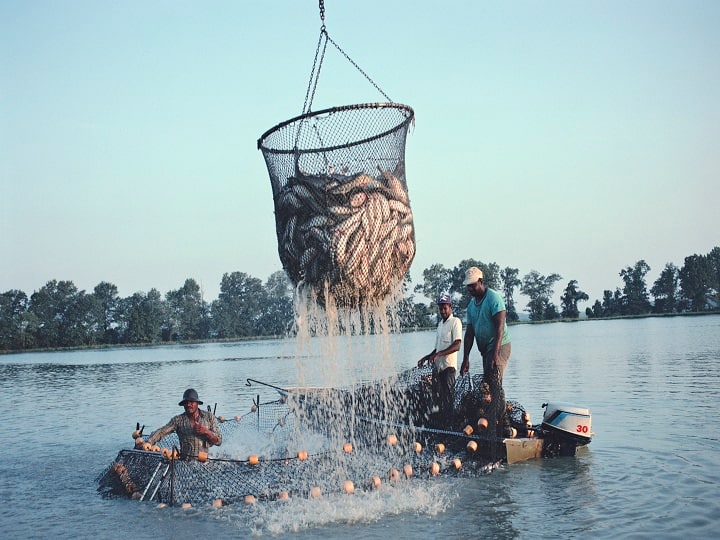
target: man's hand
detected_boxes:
[460,357,470,375]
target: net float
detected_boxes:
[212,499,223,508]
[413,441,422,453]
[134,437,144,447]
[234,415,242,422]
[152,445,160,452]
[251,404,257,412]
[244,495,256,505]
[388,468,400,482]
[181,503,192,509]
[310,486,321,498]
[452,458,462,470]
[463,425,474,436]
[477,418,489,430]
[343,442,353,453]
[161,448,170,458]
[217,416,225,423]
[435,443,445,454]
[371,476,382,489]
[197,451,208,462]
[386,434,398,446]
[429,462,440,475]
[344,480,355,494]
[467,440,478,453]
[142,442,152,451]
[278,491,289,500]
[297,450,308,461]
[157,503,166,509]
[403,464,413,478]
[248,454,259,465]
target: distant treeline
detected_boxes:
[1,247,718,352]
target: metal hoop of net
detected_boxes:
[258,102,415,309]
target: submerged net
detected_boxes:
[98,369,539,507]
[258,103,415,309]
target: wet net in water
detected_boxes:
[97,368,538,507]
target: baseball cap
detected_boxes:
[463,267,484,285]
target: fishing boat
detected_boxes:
[97,367,593,506]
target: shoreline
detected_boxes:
[2,310,718,356]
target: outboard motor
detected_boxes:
[540,402,592,457]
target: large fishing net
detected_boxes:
[259,104,415,310]
[258,2,415,309]
[97,368,541,507]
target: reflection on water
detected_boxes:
[0,315,719,538]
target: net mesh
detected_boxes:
[97,369,542,506]
[258,103,415,309]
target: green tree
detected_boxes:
[256,271,294,336]
[586,299,603,318]
[706,246,720,305]
[413,264,453,304]
[397,273,432,329]
[560,279,589,319]
[165,279,209,341]
[650,263,679,313]
[29,280,91,348]
[600,290,616,316]
[0,290,29,350]
[92,281,120,343]
[619,260,652,315]
[500,267,521,322]
[121,288,165,343]
[520,270,562,321]
[679,254,712,311]
[211,272,266,338]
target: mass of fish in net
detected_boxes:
[274,168,415,308]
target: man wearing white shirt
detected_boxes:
[418,293,463,418]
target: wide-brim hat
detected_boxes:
[179,388,203,406]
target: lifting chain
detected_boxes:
[302,0,391,115]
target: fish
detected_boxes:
[272,169,415,308]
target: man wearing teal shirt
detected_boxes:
[461,267,511,439]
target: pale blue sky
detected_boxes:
[2,1,718,308]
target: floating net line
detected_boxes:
[258,103,415,310]
[97,368,539,507]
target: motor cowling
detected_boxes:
[541,402,592,445]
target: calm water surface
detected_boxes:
[1,315,718,539]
